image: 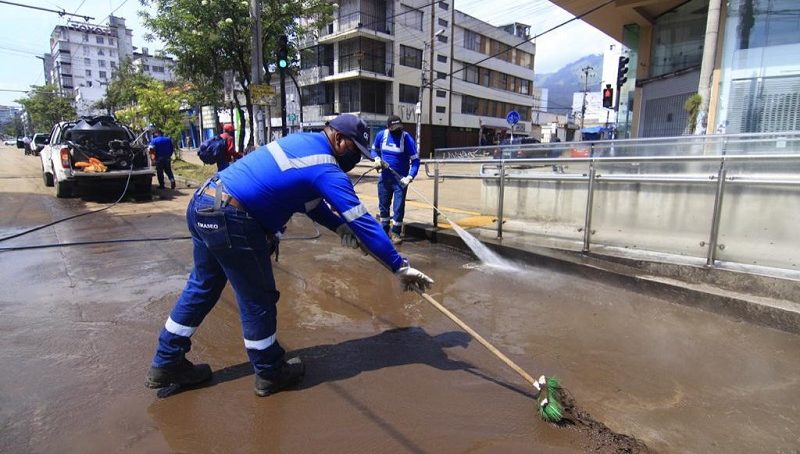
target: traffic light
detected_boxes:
[277,35,289,69]
[602,84,614,109]
[617,56,630,87]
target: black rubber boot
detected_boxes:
[254,357,305,397]
[145,359,212,389]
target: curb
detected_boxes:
[406,222,800,335]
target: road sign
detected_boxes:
[288,113,297,122]
[506,110,520,125]
[251,84,276,105]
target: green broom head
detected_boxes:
[534,375,563,423]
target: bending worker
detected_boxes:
[145,114,434,397]
[370,115,420,245]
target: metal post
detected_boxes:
[280,68,288,137]
[582,161,596,253]
[497,160,506,239]
[249,0,265,145]
[706,162,727,266]
[433,162,440,241]
[416,41,428,155]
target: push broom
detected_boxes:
[368,164,565,422]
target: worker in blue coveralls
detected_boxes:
[370,115,420,245]
[148,129,176,190]
[145,114,434,397]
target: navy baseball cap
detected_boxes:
[387,115,403,131]
[328,114,371,157]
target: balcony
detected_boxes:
[325,56,394,82]
[318,11,393,44]
[298,65,331,86]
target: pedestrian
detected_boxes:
[145,113,434,396]
[22,135,32,156]
[217,123,240,171]
[148,129,176,190]
[370,115,420,245]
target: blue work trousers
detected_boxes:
[152,182,284,376]
[155,156,175,188]
[378,176,408,235]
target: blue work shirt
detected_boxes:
[370,129,420,182]
[219,132,405,272]
[149,136,175,159]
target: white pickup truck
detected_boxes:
[40,116,155,199]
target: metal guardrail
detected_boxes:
[424,132,800,269]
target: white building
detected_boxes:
[297,0,538,155]
[132,48,176,82]
[47,16,174,116]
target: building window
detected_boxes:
[99,71,107,79]
[84,57,91,65]
[152,66,164,73]
[462,95,478,114]
[398,4,423,31]
[85,69,91,76]
[83,47,90,56]
[435,106,446,113]
[143,64,150,71]
[97,49,104,56]
[438,1,449,10]
[436,90,446,98]
[464,65,479,84]
[399,84,419,103]
[98,60,106,68]
[436,71,447,80]
[96,36,104,44]
[464,29,481,52]
[82,34,89,42]
[437,34,448,43]
[86,81,92,87]
[437,54,447,63]
[438,18,448,27]
[110,61,117,69]
[399,45,422,69]
[110,49,116,57]
[109,38,114,45]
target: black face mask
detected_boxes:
[335,149,362,172]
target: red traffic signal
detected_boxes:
[602,84,614,109]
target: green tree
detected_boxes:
[684,94,703,134]
[95,60,154,114]
[1,115,24,137]
[116,80,185,149]
[16,84,76,133]
[140,0,334,147]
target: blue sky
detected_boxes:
[0,0,616,107]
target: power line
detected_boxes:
[0,0,93,20]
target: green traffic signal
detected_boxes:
[278,59,288,69]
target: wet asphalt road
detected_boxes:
[1,145,799,453]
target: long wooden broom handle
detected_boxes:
[415,289,538,387]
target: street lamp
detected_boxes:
[416,28,446,158]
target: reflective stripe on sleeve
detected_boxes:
[243,334,277,351]
[342,203,368,222]
[165,317,196,337]
[268,141,336,171]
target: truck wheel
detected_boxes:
[42,164,54,187]
[55,179,72,198]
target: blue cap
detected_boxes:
[328,114,370,157]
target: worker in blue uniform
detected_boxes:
[370,115,420,245]
[145,114,434,397]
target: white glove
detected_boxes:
[372,157,384,171]
[395,263,434,292]
[400,176,413,188]
[336,223,360,249]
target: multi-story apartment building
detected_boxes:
[132,48,176,82]
[553,0,800,138]
[47,16,174,115]
[298,0,537,155]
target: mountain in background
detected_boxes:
[535,54,604,114]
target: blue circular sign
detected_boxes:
[506,110,520,125]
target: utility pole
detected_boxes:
[416,29,445,158]
[580,65,594,130]
[249,0,265,145]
